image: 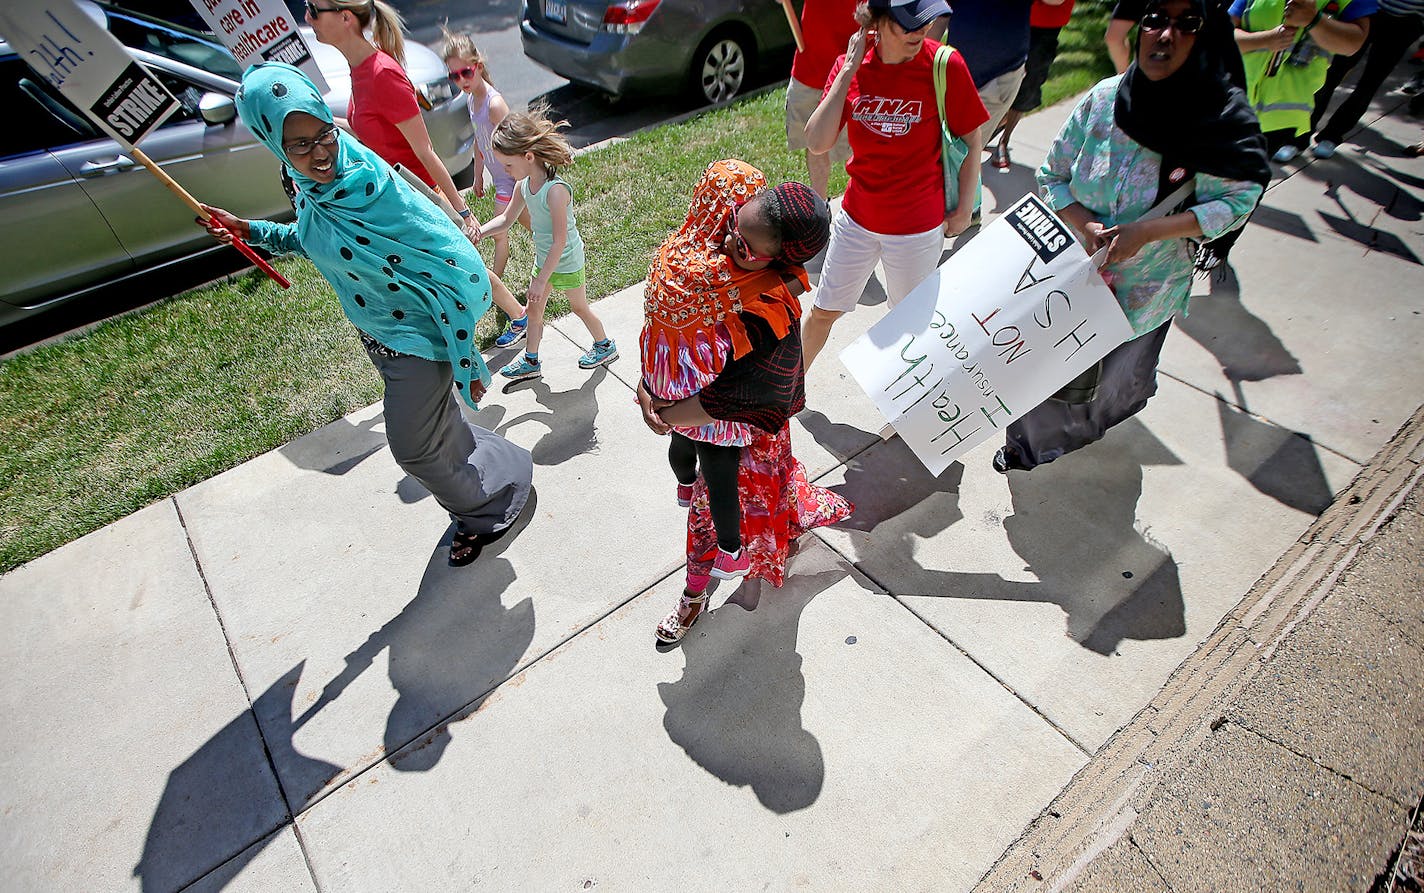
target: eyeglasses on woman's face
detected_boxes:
[1140,11,1204,34]
[305,1,340,17]
[447,66,480,82]
[283,125,339,157]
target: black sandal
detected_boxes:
[448,530,481,567]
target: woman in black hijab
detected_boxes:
[994,0,1270,474]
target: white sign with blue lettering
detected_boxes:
[840,193,1135,476]
[0,0,179,148]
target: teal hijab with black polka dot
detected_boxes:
[234,62,491,406]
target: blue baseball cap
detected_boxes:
[869,0,952,31]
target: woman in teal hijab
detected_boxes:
[201,62,532,565]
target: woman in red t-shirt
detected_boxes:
[305,0,479,241]
[801,0,988,370]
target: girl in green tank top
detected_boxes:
[480,107,618,381]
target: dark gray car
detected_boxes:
[0,1,473,331]
[521,0,798,104]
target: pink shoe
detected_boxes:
[676,483,693,508]
[711,547,749,580]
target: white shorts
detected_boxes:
[812,211,945,314]
[785,79,851,164]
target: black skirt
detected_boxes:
[1003,320,1172,470]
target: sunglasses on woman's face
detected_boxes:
[728,203,773,263]
[447,66,479,82]
[1140,11,1204,34]
[305,1,340,16]
[284,125,339,157]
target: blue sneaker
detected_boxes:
[578,338,618,369]
[500,354,542,381]
[494,316,527,348]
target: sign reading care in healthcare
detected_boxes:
[840,193,1136,477]
[187,0,328,93]
[0,1,179,148]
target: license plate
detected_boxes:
[544,0,566,23]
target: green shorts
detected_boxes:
[540,267,586,290]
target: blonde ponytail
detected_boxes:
[329,0,408,66]
[368,0,407,67]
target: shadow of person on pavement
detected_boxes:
[137,494,539,890]
[1297,158,1423,264]
[289,492,539,790]
[795,407,877,465]
[279,414,388,477]
[839,420,1187,656]
[981,159,1039,214]
[998,426,1186,654]
[1214,394,1335,516]
[1169,263,1333,514]
[495,366,607,466]
[1176,264,1303,382]
[658,562,843,814]
[134,663,339,893]
[826,434,965,536]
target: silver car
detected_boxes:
[521,0,797,105]
[0,1,473,329]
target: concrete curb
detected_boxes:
[973,403,1424,892]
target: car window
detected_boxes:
[152,71,206,125]
[105,9,243,81]
[1,59,101,159]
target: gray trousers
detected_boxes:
[367,348,533,535]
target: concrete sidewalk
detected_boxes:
[2,87,1422,891]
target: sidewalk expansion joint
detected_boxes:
[287,559,686,822]
[1158,371,1367,469]
[171,496,323,891]
[812,529,1097,759]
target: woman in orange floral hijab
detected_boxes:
[636,159,851,644]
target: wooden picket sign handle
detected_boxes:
[130,147,292,289]
[780,0,805,52]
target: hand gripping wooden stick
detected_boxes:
[130,147,291,289]
[780,0,805,52]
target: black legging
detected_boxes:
[1313,12,1424,144]
[668,432,741,553]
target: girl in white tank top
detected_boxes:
[441,29,529,280]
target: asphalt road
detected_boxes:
[406,0,791,148]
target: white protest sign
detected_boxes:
[187,0,328,92]
[0,0,179,149]
[840,193,1136,477]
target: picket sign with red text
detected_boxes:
[839,193,1136,477]
[186,0,328,92]
[0,0,179,149]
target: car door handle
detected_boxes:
[80,156,136,175]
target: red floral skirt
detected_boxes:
[685,423,853,587]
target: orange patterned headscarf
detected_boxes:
[641,159,807,378]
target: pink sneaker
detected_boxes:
[711,547,750,580]
[676,483,694,508]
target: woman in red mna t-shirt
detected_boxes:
[801,0,988,370]
[304,0,481,241]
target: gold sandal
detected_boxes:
[655,589,710,644]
